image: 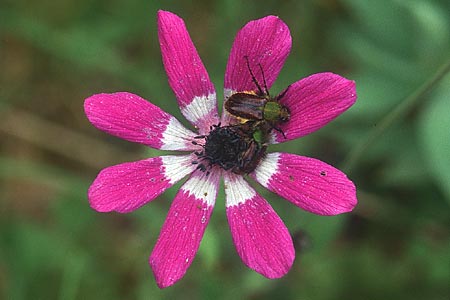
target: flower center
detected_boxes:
[192,124,266,175]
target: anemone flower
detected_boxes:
[84,10,357,288]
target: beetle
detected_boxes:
[233,136,267,174]
[225,56,290,138]
[191,123,267,175]
[230,123,268,174]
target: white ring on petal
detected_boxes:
[160,117,196,150]
[254,152,280,187]
[224,88,234,100]
[162,155,196,184]
[183,175,218,206]
[224,174,256,207]
[181,93,217,125]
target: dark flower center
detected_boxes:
[192,124,266,175]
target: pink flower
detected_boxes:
[84,10,357,288]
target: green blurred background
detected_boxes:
[1,0,449,299]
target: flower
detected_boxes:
[84,10,357,288]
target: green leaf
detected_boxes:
[341,0,415,57]
[418,77,450,203]
[198,225,220,270]
[407,0,450,64]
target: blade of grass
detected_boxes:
[342,58,450,173]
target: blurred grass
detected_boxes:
[1,0,449,299]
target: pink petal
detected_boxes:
[224,15,291,95]
[158,10,219,133]
[149,170,220,288]
[84,92,198,151]
[252,153,357,216]
[274,73,357,143]
[88,155,196,213]
[224,173,295,278]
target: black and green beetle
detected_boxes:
[225,56,290,138]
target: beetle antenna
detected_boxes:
[244,56,264,95]
[258,63,270,97]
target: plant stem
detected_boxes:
[342,58,450,173]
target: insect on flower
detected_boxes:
[192,123,267,175]
[225,56,291,138]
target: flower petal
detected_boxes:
[224,173,295,278]
[88,155,196,213]
[158,10,219,133]
[252,153,357,216]
[84,92,198,150]
[224,15,291,96]
[273,73,357,143]
[149,169,220,288]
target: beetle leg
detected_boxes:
[273,126,287,139]
[277,84,291,101]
